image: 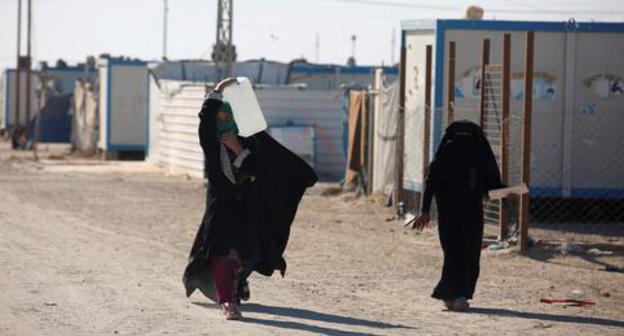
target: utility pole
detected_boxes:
[162,0,168,60]
[347,35,357,66]
[391,27,396,65]
[13,0,22,136]
[24,0,32,137]
[212,0,236,80]
[33,72,47,160]
[315,33,320,63]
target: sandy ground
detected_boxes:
[0,143,623,336]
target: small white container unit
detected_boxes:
[98,58,148,152]
[401,19,624,200]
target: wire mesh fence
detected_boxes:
[528,102,624,233]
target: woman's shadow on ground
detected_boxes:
[192,301,416,336]
[193,301,624,334]
[466,307,624,329]
[526,242,624,273]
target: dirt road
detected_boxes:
[1,144,623,335]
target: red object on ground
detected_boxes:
[540,299,596,307]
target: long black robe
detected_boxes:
[183,96,318,301]
[421,120,502,301]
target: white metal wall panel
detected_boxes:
[268,126,315,168]
[0,73,5,129]
[256,88,344,179]
[98,65,108,150]
[98,60,148,151]
[147,76,162,163]
[158,83,205,177]
[572,32,624,193]
[109,66,148,148]
[404,30,435,191]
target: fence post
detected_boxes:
[33,73,46,160]
[394,34,406,214]
[447,41,456,124]
[500,33,511,240]
[520,31,535,253]
[479,39,490,128]
[423,45,433,182]
[369,68,384,194]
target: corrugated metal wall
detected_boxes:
[149,81,205,177]
[148,78,345,180]
[572,32,624,193]
[256,87,345,179]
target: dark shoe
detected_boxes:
[450,297,470,312]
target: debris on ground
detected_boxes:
[586,248,614,256]
[540,299,596,307]
[555,242,584,255]
[481,235,523,251]
[533,322,554,329]
[320,187,342,197]
[403,213,415,228]
[47,154,66,160]
[526,236,539,247]
[486,241,509,251]
[569,289,585,299]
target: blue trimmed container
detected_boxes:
[401,19,624,200]
[98,58,149,153]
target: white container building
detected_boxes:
[401,19,624,200]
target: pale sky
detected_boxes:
[1,0,623,71]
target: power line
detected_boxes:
[327,0,459,12]
[322,0,624,16]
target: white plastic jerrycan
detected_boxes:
[222,77,267,137]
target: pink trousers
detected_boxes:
[210,252,241,304]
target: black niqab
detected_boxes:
[421,120,502,301]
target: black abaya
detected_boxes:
[421,120,502,301]
[183,95,318,301]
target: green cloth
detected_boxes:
[216,102,239,140]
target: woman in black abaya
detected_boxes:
[408,120,502,311]
[183,78,318,320]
